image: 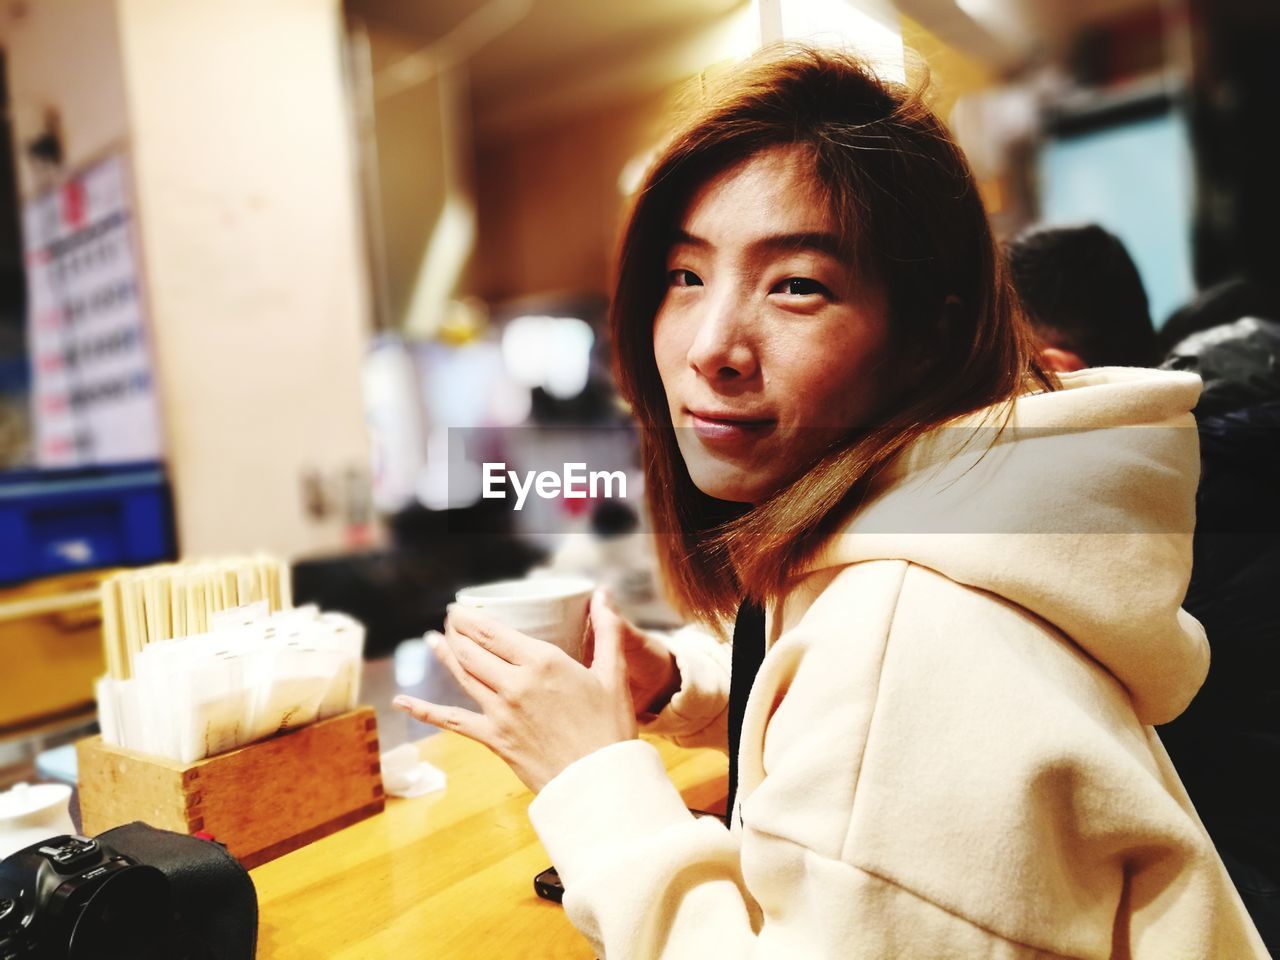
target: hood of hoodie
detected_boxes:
[801,367,1208,726]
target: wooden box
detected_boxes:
[76,707,385,868]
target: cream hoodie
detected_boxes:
[528,368,1270,959]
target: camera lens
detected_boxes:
[66,865,172,960]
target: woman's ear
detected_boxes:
[1039,346,1088,373]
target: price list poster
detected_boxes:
[23,153,162,467]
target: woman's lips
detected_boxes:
[688,411,776,443]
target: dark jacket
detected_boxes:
[1159,316,1280,944]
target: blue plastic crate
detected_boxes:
[0,462,175,585]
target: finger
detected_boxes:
[443,616,520,690]
[448,604,542,666]
[582,616,595,667]
[584,586,622,667]
[593,587,633,633]
[594,586,619,614]
[429,628,503,707]
[588,588,623,678]
[392,695,492,743]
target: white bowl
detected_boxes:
[0,782,74,858]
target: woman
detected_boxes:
[395,47,1267,957]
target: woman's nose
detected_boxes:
[686,288,759,382]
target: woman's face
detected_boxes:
[653,144,893,504]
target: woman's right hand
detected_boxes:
[589,589,681,718]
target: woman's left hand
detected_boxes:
[392,590,638,793]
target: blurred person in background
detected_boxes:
[1159,308,1280,955]
[396,47,1266,957]
[1006,223,1158,371]
[1157,275,1280,355]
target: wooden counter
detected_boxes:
[250,732,728,959]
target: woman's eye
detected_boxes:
[667,268,703,288]
[772,277,830,297]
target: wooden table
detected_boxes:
[250,733,728,959]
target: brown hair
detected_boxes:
[611,45,1056,626]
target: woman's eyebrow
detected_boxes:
[670,229,843,259]
[670,229,710,251]
[749,231,845,259]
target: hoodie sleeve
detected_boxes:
[636,625,732,751]
[527,564,1059,960]
[526,741,1055,960]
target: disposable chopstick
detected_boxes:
[171,570,187,639]
[98,557,291,680]
[122,574,146,677]
[143,574,161,648]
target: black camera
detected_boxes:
[0,822,256,960]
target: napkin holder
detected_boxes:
[76,706,384,868]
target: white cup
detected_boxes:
[454,576,595,662]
